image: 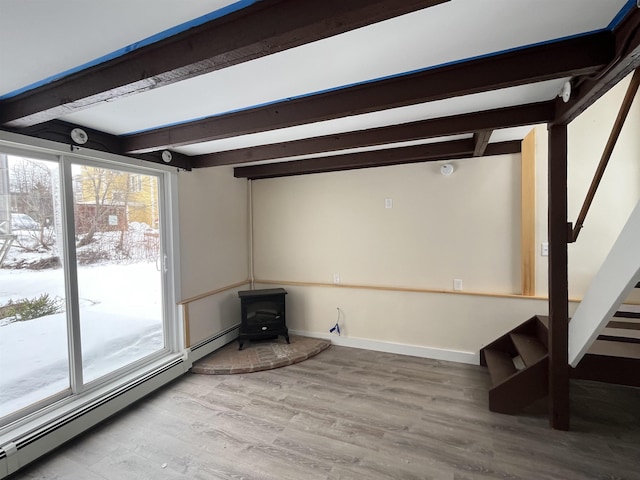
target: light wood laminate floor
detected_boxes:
[15,345,640,480]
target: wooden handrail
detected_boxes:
[571,68,640,243]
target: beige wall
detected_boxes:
[178,73,639,355]
[251,153,538,356]
[177,166,249,345]
[253,154,522,294]
[259,283,550,355]
[249,73,640,355]
[535,72,640,299]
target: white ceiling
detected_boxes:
[0,0,632,166]
[0,0,238,95]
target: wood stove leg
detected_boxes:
[238,338,245,350]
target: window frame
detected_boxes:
[0,131,183,436]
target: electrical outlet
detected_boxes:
[541,242,549,256]
[333,273,340,284]
[385,198,393,209]
[453,279,463,291]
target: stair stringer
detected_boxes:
[568,198,640,367]
[489,356,548,414]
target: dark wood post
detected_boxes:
[548,123,570,430]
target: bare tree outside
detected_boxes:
[73,166,159,263]
[2,161,159,269]
[8,157,55,251]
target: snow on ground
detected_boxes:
[0,262,163,418]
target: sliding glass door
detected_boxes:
[0,149,170,425]
[0,153,69,419]
[72,165,164,384]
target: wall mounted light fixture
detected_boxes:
[560,81,572,103]
[70,128,88,145]
[161,150,173,163]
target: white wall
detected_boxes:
[177,166,248,345]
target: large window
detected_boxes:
[0,153,69,419]
[0,149,173,426]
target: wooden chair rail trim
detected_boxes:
[178,279,250,305]
[254,278,598,303]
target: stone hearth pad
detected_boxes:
[191,335,331,375]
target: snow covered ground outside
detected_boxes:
[0,261,163,419]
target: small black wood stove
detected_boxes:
[237,288,289,350]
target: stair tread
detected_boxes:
[587,339,640,359]
[607,320,640,330]
[510,333,547,366]
[483,349,517,386]
[601,327,640,339]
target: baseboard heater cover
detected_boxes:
[190,323,240,352]
[21,358,182,450]
[0,357,185,478]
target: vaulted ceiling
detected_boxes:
[1,0,639,178]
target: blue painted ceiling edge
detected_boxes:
[122,0,640,136]
[1,0,636,135]
[0,0,259,100]
[121,29,609,136]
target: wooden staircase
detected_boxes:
[571,304,640,388]
[480,315,549,414]
[481,295,640,414]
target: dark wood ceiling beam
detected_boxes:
[0,0,449,128]
[13,121,191,170]
[234,139,521,179]
[123,31,613,154]
[553,7,640,125]
[192,101,554,167]
[473,130,493,157]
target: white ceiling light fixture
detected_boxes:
[440,163,455,176]
[70,127,88,145]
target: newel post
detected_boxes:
[548,123,570,430]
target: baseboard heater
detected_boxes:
[188,324,240,365]
[0,357,185,478]
[191,323,240,352]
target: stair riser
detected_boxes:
[510,333,547,367]
[571,355,640,388]
[614,311,640,319]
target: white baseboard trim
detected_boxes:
[289,329,479,365]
